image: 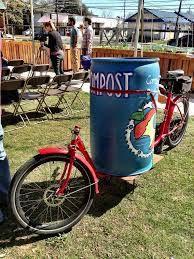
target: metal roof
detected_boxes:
[125,8,189,24]
[0,0,6,10]
[175,12,194,23]
[147,9,189,24]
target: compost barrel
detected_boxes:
[90,58,160,176]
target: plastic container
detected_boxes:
[90,57,160,176]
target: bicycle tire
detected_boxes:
[166,97,189,148]
[10,154,95,235]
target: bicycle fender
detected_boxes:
[38,147,99,194]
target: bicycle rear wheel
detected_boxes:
[10,154,95,235]
[166,97,189,148]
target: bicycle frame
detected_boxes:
[55,127,98,196]
[39,141,99,195]
[154,92,188,147]
[39,88,189,197]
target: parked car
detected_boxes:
[22,29,32,36]
[168,34,194,47]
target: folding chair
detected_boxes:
[59,71,89,113]
[1,68,10,80]
[11,65,32,80]
[1,79,27,129]
[14,75,51,124]
[45,73,73,118]
[8,59,24,66]
[31,64,50,77]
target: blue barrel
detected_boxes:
[90,58,160,176]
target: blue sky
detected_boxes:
[82,0,194,18]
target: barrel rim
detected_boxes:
[91,57,160,63]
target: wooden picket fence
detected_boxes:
[2,40,81,71]
[2,40,194,90]
[92,48,194,91]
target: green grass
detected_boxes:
[0,93,194,259]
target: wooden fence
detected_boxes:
[2,40,194,90]
[2,40,82,71]
[92,48,194,91]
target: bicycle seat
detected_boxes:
[167,69,184,78]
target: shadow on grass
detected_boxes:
[1,111,46,128]
[0,209,72,249]
[89,177,137,217]
[2,109,90,129]
[0,178,136,249]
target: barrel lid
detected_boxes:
[92,57,160,63]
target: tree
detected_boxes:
[34,0,92,16]
[3,0,28,25]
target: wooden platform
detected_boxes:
[121,154,164,183]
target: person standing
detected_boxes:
[40,21,64,75]
[0,32,11,224]
[81,17,93,56]
[0,121,11,224]
[68,17,79,73]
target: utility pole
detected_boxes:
[55,0,59,28]
[141,0,144,57]
[80,0,83,16]
[123,0,126,38]
[134,0,143,57]
[174,0,183,46]
[30,0,35,64]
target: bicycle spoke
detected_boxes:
[20,187,43,191]
[20,198,42,205]
[20,190,43,196]
[58,205,71,218]
[66,197,80,210]
[22,182,42,190]
[61,203,76,215]
[14,156,94,233]
[24,200,43,216]
[33,206,49,223]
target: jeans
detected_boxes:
[0,124,11,204]
[50,52,64,75]
[0,157,11,204]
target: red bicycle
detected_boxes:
[10,70,191,235]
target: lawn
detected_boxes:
[0,93,193,259]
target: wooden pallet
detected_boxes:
[121,154,164,184]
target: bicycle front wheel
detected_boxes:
[166,97,189,148]
[10,154,95,235]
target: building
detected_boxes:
[35,13,118,36]
[175,12,194,34]
[125,8,190,41]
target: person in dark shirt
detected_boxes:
[40,21,64,75]
[68,17,79,73]
[1,52,8,67]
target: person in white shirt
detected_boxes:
[81,17,93,56]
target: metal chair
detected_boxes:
[1,79,27,129]
[1,67,10,80]
[8,59,24,66]
[14,75,51,123]
[31,64,50,77]
[45,73,73,118]
[59,71,89,113]
[11,64,32,80]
